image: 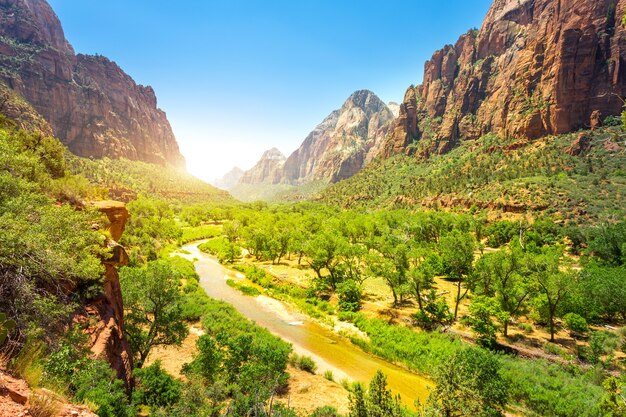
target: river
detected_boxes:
[178,242,431,407]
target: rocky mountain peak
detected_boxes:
[261,147,287,161]
[238,90,396,192]
[0,0,186,168]
[238,148,287,185]
[384,0,626,158]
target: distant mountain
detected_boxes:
[214,167,245,190]
[0,0,185,168]
[384,0,626,158]
[239,148,286,185]
[239,90,395,191]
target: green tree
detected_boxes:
[120,261,188,367]
[526,250,574,342]
[473,245,530,336]
[425,348,508,417]
[440,231,476,319]
[407,250,438,311]
[466,296,508,349]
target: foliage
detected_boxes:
[423,348,508,417]
[563,313,588,336]
[74,359,134,417]
[589,330,620,366]
[198,237,241,263]
[0,312,15,346]
[120,260,189,367]
[290,354,317,374]
[133,361,182,409]
[318,128,626,222]
[337,279,363,312]
[466,296,508,349]
[348,371,404,417]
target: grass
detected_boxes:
[28,390,62,417]
[226,279,261,296]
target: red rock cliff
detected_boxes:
[0,0,185,168]
[86,201,133,391]
[385,0,626,156]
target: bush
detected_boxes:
[589,330,620,365]
[564,313,589,336]
[290,354,317,374]
[74,360,134,417]
[310,406,340,417]
[337,280,362,312]
[133,361,181,409]
[323,370,334,382]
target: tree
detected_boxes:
[424,348,508,417]
[440,231,476,319]
[466,296,508,349]
[367,371,402,417]
[120,260,188,367]
[600,377,626,417]
[368,244,409,306]
[348,372,402,417]
[526,250,574,342]
[305,230,348,291]
[473,245,530,336]
[407,250,438,311]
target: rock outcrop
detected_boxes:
[0,0,185,168]
[384,0,626,157]
[0,370,99,417]
[241,90,396,186]
[82,201,133,391]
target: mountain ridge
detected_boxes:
[0,0,186,168]
[384,0,626,158]
[238,89,395,193]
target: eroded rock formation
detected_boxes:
[385,0,626,157]
[0,0,185,167]
[82,201,133,391]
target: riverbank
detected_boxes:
[175,242,433,408]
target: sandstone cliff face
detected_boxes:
[385,0,626,157]
[86,201,133,391]
[241,90,396,186]
[0,0,185,168]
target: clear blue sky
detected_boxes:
[49,0,492,182]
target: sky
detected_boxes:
[48,0,492,183]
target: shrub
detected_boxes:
[564,313,589,336]
[290,354,317,374]
[28,390,62,417]
[589,330,620,365]
[74,359,134,417]
[337,280,362,312]
[133,361,181,409]
[517,323,534,334]
[310,406,340,417]
[323,370,334,382]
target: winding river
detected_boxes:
[178,242,431,407]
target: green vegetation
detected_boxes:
[319,128,626,222]
[3,112,625,417]
[290,354,318,374]
[120,260,189,368]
